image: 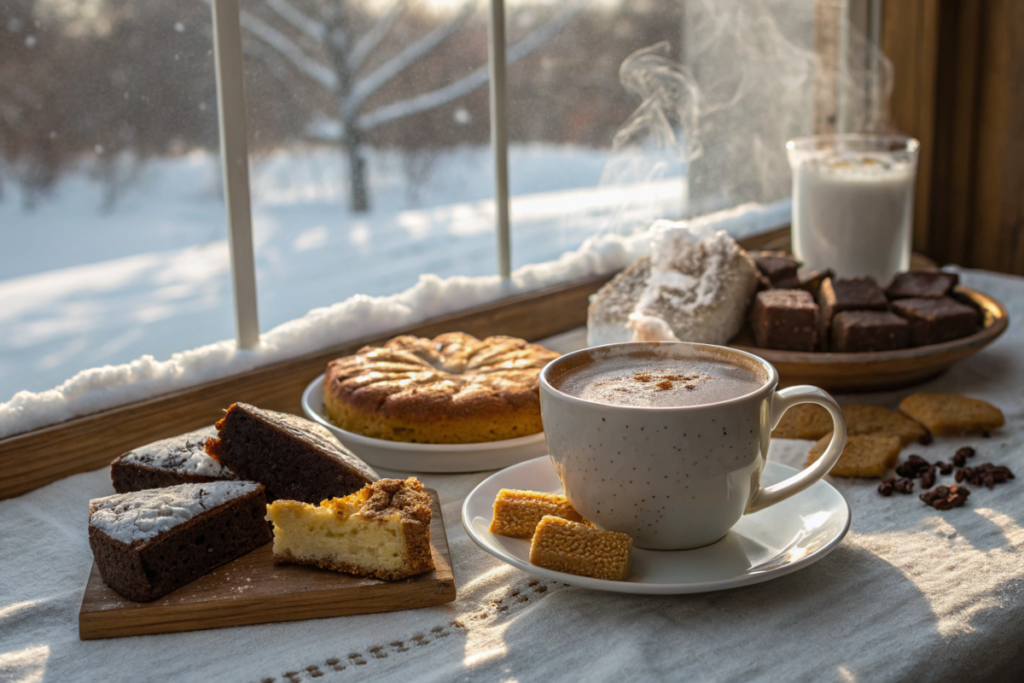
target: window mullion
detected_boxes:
[211,0,261,348]
[488,0,512,279]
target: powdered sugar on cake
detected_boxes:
[119,426,230,477]
[89,481,261,546]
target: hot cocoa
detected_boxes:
[552,354,766,408]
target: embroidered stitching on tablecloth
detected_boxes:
[257,578,557,683]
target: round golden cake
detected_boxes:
[323,332,559,444]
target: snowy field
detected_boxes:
[0,144,689,400]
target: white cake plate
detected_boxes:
[301,375,549,473]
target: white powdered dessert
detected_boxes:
[789,143,917,285]
[119,426,229,477]
[587,221,759,347]
[87,480,272,602]
[89,480,262,546]
[110,426,237,493]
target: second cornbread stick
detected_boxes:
[489,489,587,538]
[529,516,632,581]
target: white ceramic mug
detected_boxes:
[540,342,847,550]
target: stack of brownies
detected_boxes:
[747,254,979,353]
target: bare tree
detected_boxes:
[208,0,577,212]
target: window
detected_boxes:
[0,1,232,398]
[506,1,689,270]
[239,0,500,331]
[0,0,879,430]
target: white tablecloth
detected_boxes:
[3,269,1023,683]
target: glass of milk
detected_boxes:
[787,134,920,285]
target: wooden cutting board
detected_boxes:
[79,490,455,640]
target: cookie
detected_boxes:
[842,404,927,446]
[807,433,901,478]
[772,404,832,440]
[898,392,1004,436]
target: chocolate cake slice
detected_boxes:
[111,426,237,493]
[88,481,271,602]
[207,403,378,504]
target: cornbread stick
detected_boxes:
[898,392,1004,436]
[807,433,900,478]
[529,516,632,581]
[489,489,587,539]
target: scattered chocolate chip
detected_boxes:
[935,461,953,475]
[893,477,914,494]
[920,485,970,510]
[920,466,936,490]
[878,479,894,496]
[952,447,976,467]
[895,454,930,479]
[918,432,933,446]
[982,431,991,438]
[956,463,1014,489]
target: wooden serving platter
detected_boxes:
[729,286,1009,392]
[79,490,455,640]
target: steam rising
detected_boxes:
[593,0,893,232]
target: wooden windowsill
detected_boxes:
[0,227,790,500]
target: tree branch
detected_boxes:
[357,5,579,132]
[345,0,477,118]
[262,0,325,42]
[347,0,409,73]
[196,0,337,90]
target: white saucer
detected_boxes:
[301,375,550,473]
[462,456,851,594]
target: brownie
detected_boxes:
[890,297,979,346]
[110,426,237,493]
[752,252,801,287]
[749,289,819,351]
[207,403,378,504]
[831,310,910,352]
[951,290,985,325]
[886,271,958,299]
[817,276,889,345]
[88,481,271,602]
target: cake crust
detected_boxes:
[323,332,558,444]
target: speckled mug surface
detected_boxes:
[540,342,847,550]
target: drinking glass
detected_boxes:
[787,134,920,286]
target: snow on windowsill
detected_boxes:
[0,201,789,441]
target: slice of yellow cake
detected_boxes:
[266,477,434,581]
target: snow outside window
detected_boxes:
[240,0,503,332]
[0,1,235,399]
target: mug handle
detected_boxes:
[745,385,847,514]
